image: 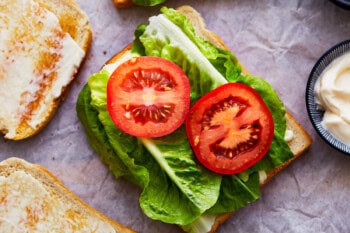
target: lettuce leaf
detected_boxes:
[78,84,208,225]
[136,13,228,103]
[142,135,221,213]
[76,84,132,181]
[207,172,260,214]
[84,71,222,225]
[132,0,165,6]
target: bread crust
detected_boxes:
[0,157,136,233]
[2,0,92,140]
[34,0,92,52]
[104,5,312,233]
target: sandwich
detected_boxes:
[113,0,166,8]
[76,5,312,233]
[0,157,136,233]
[0,0,92,140]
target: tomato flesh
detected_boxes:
[186,82,274,175]
[107,56,190,138]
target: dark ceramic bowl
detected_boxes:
[330,0,350,10]
[306,40,350,155]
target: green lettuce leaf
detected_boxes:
[132,0,165,6]
[78,83,206,225]
[142,133,221,213]
[207,172,260,214]
[86,71,222,225]
[76,84,132,181]
[87,72,150,189]
[136,11,228,103]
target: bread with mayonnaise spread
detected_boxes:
[0,157,136,233]
[0,0,92,140]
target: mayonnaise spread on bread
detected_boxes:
[103,52,137,74]
[0,170,116,232]
[314,52,350,144]
[284,129,294,142]
[0,0,85,139]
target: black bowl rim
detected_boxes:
[330,0,350,10]
[305,39,350,155]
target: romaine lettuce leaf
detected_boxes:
[88,72,150,189]
[139,133,218,225]
[132,0,165,6]
[78,83,207,225]
[86,71,222,225]
[207,172,260,214]
[142,134,221,212]
[76,84,132,181]
[136,13,228,103]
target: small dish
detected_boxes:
[330,0,350,10]
[306,40,350,155]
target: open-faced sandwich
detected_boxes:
[76,5,312,233]
[0,0,92,140]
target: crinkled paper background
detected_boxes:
[1,0,350,232]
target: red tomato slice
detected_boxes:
[107,56,190,138]
[186,82,274,175]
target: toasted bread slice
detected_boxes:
[0,0,92,140]
[34,0,92,53]
[0,157,135,233]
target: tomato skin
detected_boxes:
[186,82,274,175]
[107,56,190,138]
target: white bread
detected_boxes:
[0,157,136,233]
[102,5,312,233]
[0,0,92,140]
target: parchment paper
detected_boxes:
[1,0,350,232]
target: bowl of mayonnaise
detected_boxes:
[306,40,350,155]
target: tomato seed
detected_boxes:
[123,104,175,124]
